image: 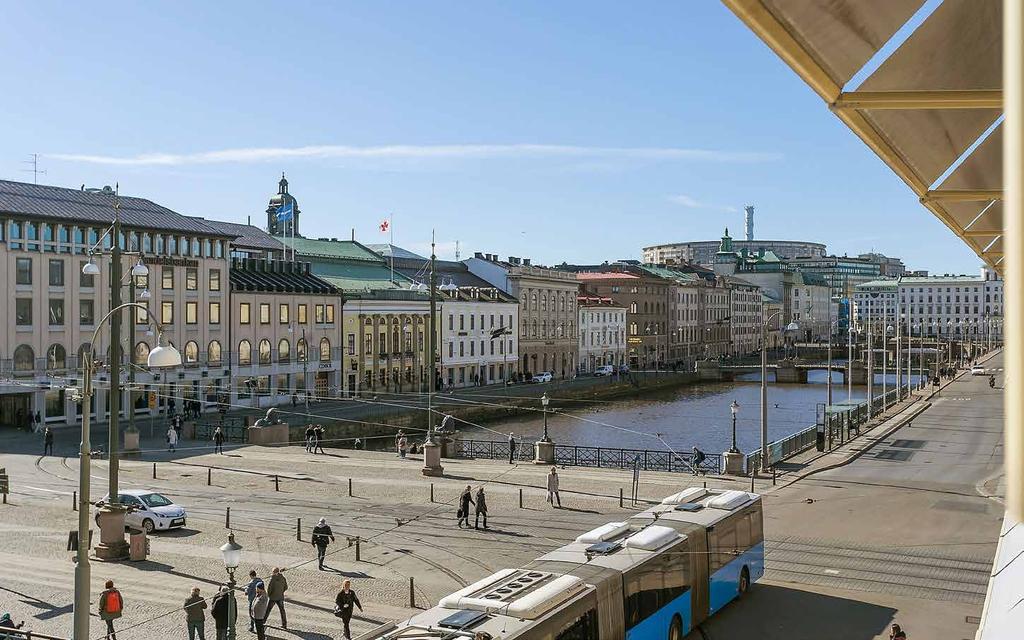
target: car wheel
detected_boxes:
[669,614,684,640]
[738,566,750,597]
[142,518,155,534]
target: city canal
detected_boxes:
[460,370,926,455]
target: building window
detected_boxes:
[135,304,148,325]
[278,339,290,362]
[13,344,34,373]
[259,339,272,364]
[47,344,66,369]
[315,304,325,323]
[16,299,32,325]
[259,303,270,324]
[347,334,355,355]
[209,269,221,292]
[48,299,64,325]
[209,302,221,324]
[240,303,251,324]
[238,340,251,365]
[162,266,174,290]
[133,342,151,366]
[364,332,373,355]
[208,340,222,363]
[79,261,95,287]
[279,304,289,324]
[15,258,32,285]
[320,337,331,362]
[80,299,95,325]
[48,260,64,287]
[186,267,198,291]
[298,304,307,324]
[161,302,174,324]
[326,305,335,323]
[184,341,199,365]
[297,338,307,362]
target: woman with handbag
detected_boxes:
[456,485,474,528]
[334,579,362,640]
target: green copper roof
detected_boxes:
[280,237,385,262]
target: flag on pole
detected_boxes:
[379,219,390,233]
[277,201,294,222]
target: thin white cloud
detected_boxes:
[47,144,781,166]
[668,194,738,213]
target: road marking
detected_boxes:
[23,485,71,494]
[823,568,840,575]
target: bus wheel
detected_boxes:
[738,566,750,597]
[669,614,683,640]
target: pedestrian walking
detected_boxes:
[508,432,517,464]
[28,411,36,433]
[334,579,363,639]
[184,586,207,640]
[167,426,178,452]
[250,584,270,640]
[313,424,326,454]
[0,613,25,640]
[174,414,183,439]
[546,467,561,507]
[398,434,408,459]
[305,424,315,452]
[243,570,264,633]
[312,517,335,570]
[213,426,224,454]
[267,567,288,629]
[889,623,907,639]
[474,486,488,529]
[98,579,123,640]
[43,425,54,456]
[291,393,298,409]
[457,485,474,528]
[210,585,234,640]
[691,446,706,475]
[395,430,405,456]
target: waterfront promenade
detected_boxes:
[0,354,1003,639]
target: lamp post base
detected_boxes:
[421,441,444,477]
[722,450,745,476]
[123,430,141,457]
[533,440,555,464]
[94,504,129,561]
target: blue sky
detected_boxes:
[0,1,981,273]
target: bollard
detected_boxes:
[296,518,301,541]
[619,487,623,508]
[519,488,523,509]
[355,536,361,562]
[430,483,434,503]
[73,490,77,511]
[207,468,212,486]
[348,478,352,497]
[225,507,231,529]
[409,576,416,608]
[152,462,157,479]
[750,471,755,493]
[772,466,777,486]
[703,480,707,489]
[275,475,280,492]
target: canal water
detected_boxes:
[461,371,926,455]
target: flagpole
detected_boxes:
[390,213,395,284]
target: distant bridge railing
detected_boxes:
[451,439,722,475]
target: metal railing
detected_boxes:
[195,419,249,443]
[451,439,722,474]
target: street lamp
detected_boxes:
[729,400,740,453]
[759,313,798,472]
[541,393,551,442]
[219,532,243,640]
[847,324,858,402]
[74,302,181,640]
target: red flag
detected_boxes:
[380,219,390,233]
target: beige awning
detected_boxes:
[722,0,1003,271]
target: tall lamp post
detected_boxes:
[422,234,446,477]
[729,400,740,453]
[219,533,243,640]
[883,323,892,411]
[73,303,181,640]
[847,324,858,402]
[759,312,798,472]
[540,393,551,442]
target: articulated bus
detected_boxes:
[359,487,764,640]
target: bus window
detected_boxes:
[710,525,737,572]
[555,609,597,640]
[750,505,764,545]
[623,541,689,630]
[735,514,752,550]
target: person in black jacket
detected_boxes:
[334,579,362,640]
[311,518,335,570]
[210,585,235,640]
[43,426,54,456]
[457,485,474,528]
[213,426,225,455]
[474,486,488,530]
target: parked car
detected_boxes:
[531,371,553,383]
[971,365,987,376]
[95,490,187,533]
[594,365,614,377]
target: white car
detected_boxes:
[971,366,987,376]
[96,490,187,533]
[531,371,553,383]
[594,365,614,376]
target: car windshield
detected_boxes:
[138,493,173,508]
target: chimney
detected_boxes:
[523,258,531,266]
[509,256,520,265]
[744,205,755,242]
[474,252,484,259]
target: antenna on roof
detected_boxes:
[21,154,46,184]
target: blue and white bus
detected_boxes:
[359,487,764,640]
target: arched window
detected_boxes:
[259,339,272,364]
[184,341,199,364]
[238,340,252,365]
[133,342,151,366]
[78,343,92,368]
[13,344,34,373]
[296,338,307,362]
[208,340,222,364]
[278,338,290,362]
[319,337,331,362]
[47,343,66,369]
